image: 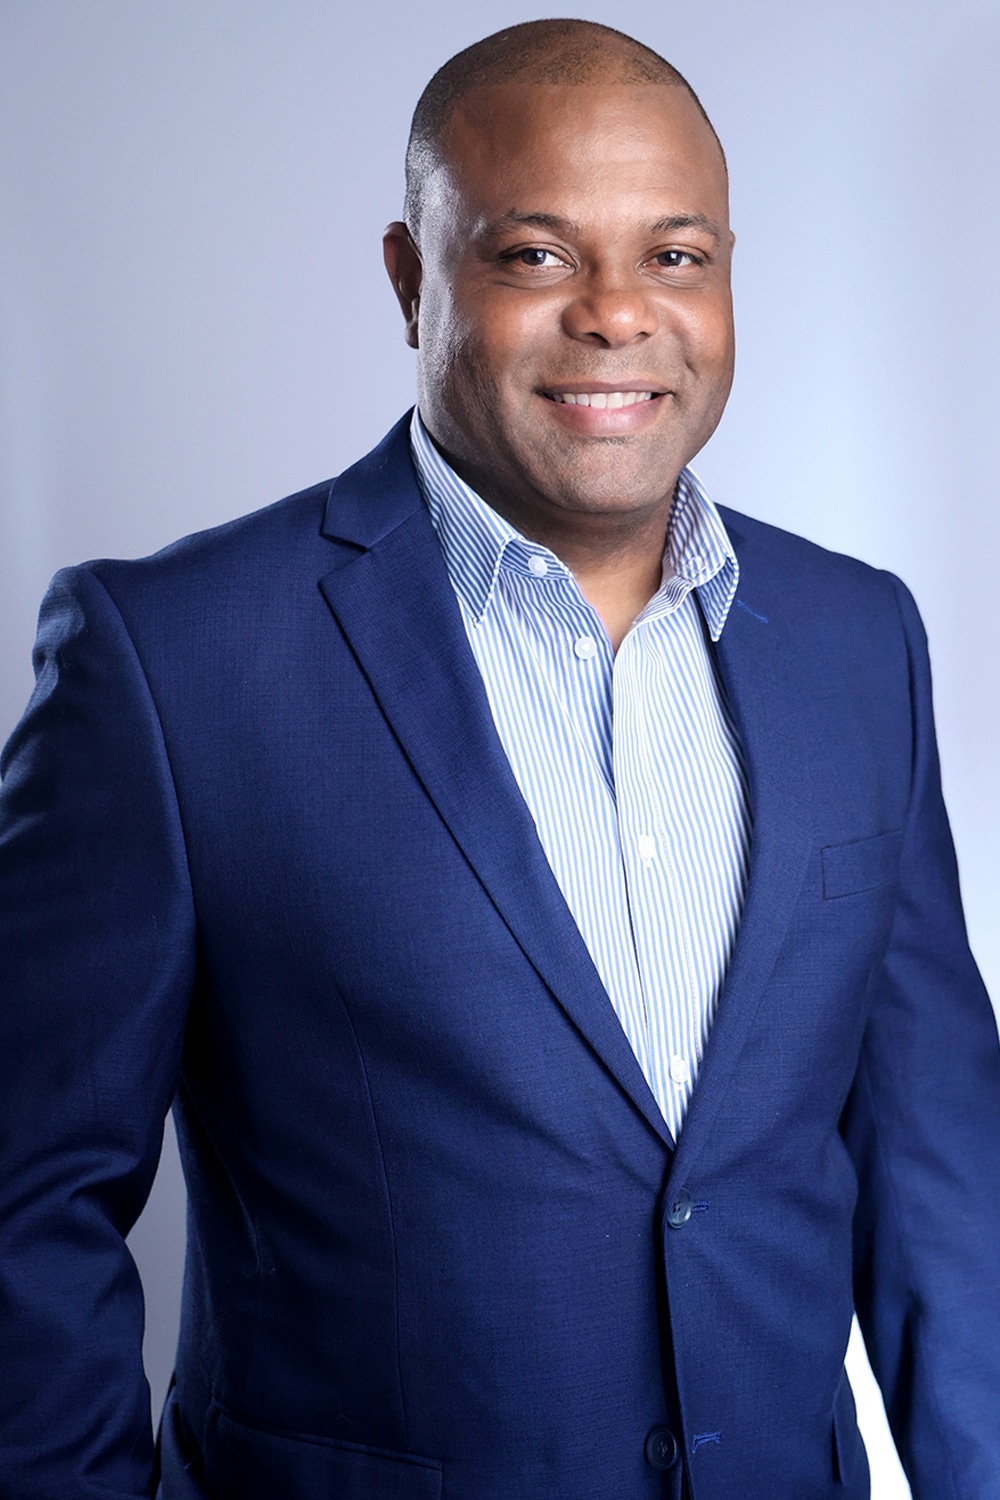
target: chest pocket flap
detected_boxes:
[821,830,903,900]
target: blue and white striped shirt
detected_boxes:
[411,411,752,1139]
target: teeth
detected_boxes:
[553,390,654,407]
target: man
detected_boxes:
[1,17,999,1499]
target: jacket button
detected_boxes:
[666,1188,693,1228]
[645,1425,680,1470]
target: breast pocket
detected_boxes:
[821,830,903,900]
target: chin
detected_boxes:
[537,472,672,518]
[542,448,683,508]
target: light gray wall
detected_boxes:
[3,3,999,1495]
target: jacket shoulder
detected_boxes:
[79,479,335,601]
[717,502,920,631]
[719,503,883,581]
[70,414,419,609]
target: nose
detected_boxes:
[561,269,659,348]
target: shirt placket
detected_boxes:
[613,611,705,1137]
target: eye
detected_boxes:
[505,247,565,269]
[651,249,703,271]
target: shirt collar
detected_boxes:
[410,408,739,641]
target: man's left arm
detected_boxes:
[842,575,1000,1499]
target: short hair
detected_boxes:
[404,19,725,236]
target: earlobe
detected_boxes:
[405,296,420,349]
[383,221,422,349]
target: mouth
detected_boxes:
[539,383,668,434]
[547,390,657,410]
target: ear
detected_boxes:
[383,222,422,349]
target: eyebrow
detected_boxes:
[483,210,722,244]
[649,213,721,243]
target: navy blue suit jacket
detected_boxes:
[2,416,1000,1500]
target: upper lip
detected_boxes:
[541,380,668,395]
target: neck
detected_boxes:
[481,487,671,654]
[570,544,665,652]
[423,424,676,652]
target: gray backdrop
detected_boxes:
[4,2,999,1495]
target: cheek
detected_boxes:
[687,296,735,368]
[460,294,558,382]
[419,323,489,417]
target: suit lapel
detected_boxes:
[318,419,671,1147]
[669,517,816,1178]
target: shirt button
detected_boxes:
[644,1426,680,1470]
[527,555,548,577]
[574,635,597,660]
[670,1055,690,1085]
[637,833,655,862]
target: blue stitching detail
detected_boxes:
[735,598,769,623]
[692,1432,722,1453]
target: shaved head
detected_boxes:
[404,19,724,236]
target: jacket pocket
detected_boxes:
[203,1402,442,1500]
[821,830,903,900]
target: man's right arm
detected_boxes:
[0,566,196,1499]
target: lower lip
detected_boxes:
[541,393,668,436]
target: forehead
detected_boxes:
[434,80,728,222]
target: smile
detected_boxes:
[547,390,657,409]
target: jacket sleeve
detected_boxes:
[0,566,196,1499]
[841,574,1000,1500]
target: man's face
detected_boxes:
[387,80,734,536]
